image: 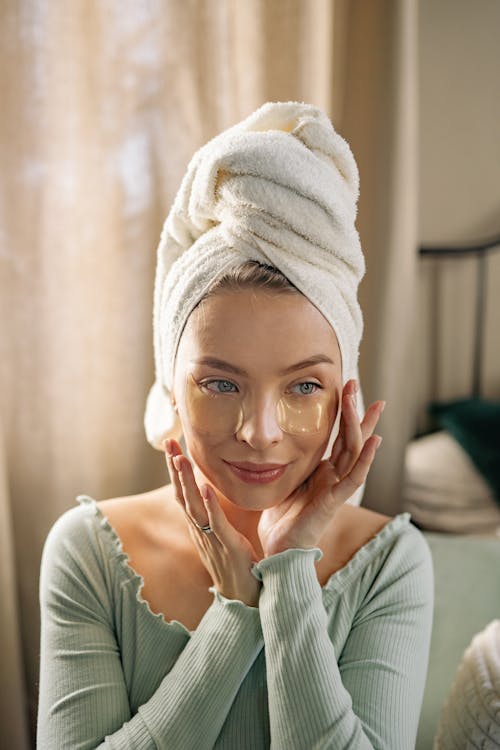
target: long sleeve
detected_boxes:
[251,525,434,749]
[37,506,264,750]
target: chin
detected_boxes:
[223,484,290,511]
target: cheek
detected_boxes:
[314,390,340,447]
[182,427,227,478]
[181,415,227,456]
[298,434,330,477]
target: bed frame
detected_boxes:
[417,233,500,434]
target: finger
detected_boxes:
[173,454,209,529]
[331,399,384,468]
[360,400,386,443]
[329,379,357,465]
[329,432,344,466]
[201,485,236,547]
[163,439,186,510]
[332,435,382,505]
[334,389,363,478]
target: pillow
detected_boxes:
[430,398,500,504]
[433,619,500,749]
[402,430,500,534]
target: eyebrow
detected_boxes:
[192,354,336,376]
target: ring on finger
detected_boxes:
[194,520,213,534]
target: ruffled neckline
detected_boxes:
[76,494,194,638]
[75,494,412,634]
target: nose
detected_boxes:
[235,393,284,449]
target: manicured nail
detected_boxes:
[172,456,182,471]
[380,401,386,413]
[375,436,383,450]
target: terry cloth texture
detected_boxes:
[37,495,434,749]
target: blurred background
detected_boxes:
[1,0,499,746]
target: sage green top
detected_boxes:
[37,495,433,749]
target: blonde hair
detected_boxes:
[198,259,301,300]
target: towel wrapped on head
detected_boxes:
[144,100,366,475]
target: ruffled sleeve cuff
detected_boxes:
[250,547,324,604]
[204,585,262,645]
[208,585,260,611]
[251,547,323,580]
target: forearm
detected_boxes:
[136,590,263,749]
[253,548,373,750]
[38,592,263,750]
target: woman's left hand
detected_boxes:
[257,379,385,557]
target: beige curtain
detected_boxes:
[340,0,420,515]
[0,0,418,743]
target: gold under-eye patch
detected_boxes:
[185,372,335,436]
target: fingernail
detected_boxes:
[163,439,171,454]
[380,401,386,413]
[375,436,383,450]
[172,456,182,471]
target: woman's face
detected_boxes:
[172,288,342,511]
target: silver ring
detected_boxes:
[195,522,213,534]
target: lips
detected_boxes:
[224,460,289,485]
[226,461,287,472]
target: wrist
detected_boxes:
[216,578,262,608]
[251,546,324,582]
[264,541,320,558]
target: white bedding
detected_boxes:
[434,620,500,749]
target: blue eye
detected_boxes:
[203,379,238,393]
[291,382,321,396]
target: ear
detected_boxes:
[170,385,178,412]
[162,381,179,413]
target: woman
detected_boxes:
[37,102,434,749]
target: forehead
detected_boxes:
[178,289,341,366]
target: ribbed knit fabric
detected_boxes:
[37,495,433,749]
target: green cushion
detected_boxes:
[430,398,500,503]
[416,531,500,750]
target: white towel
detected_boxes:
[144,101,366,474]
[434,620,500,748]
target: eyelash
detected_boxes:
[200,379,323,396]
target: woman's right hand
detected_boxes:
[164,438,262,608]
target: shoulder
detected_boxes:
[40,489,171,577]
[95,485,182,554]
[318,505,392,576]
[96,486,166,523]
[338,504,431,567]
[352,507,434,607]
[321,504,433,596]
[42,499,98,563]
[40,500,113,616]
